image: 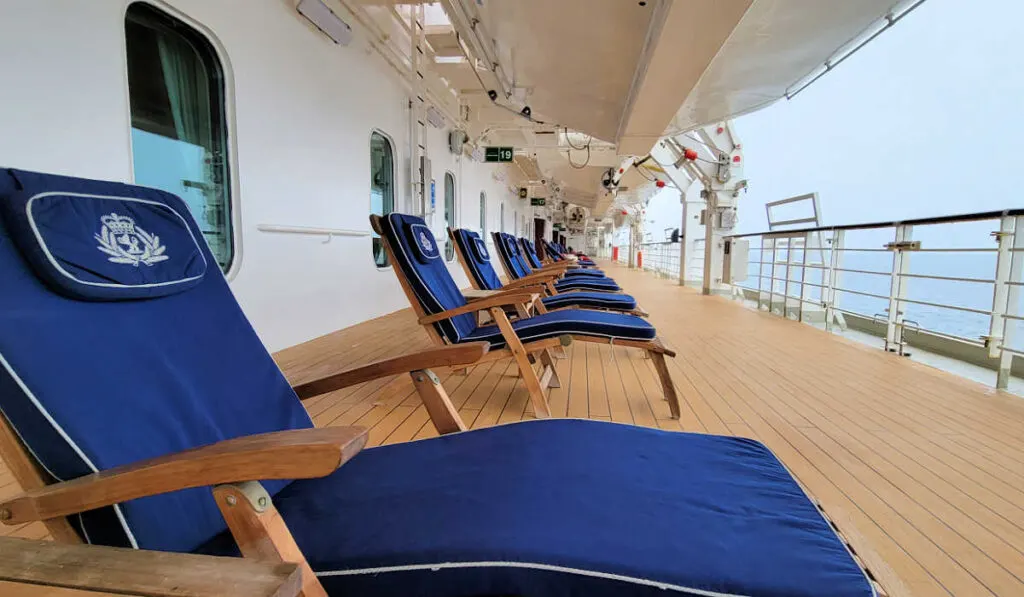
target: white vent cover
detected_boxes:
[297,0,353,46]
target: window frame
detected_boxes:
[443,171,457,262]
[479,191,487,239]
[123,1,240,278]
[370,128,397,269]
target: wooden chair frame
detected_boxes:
[372,216,679,421]
[0,342,489,597]
[449,228,648,318]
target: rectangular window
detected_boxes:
[126,3,234,270]
[370,131,395,267]
[444,172,456,261]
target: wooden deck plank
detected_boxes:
[3,261,1024,596]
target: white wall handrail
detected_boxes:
[257,224,371,243]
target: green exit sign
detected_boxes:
[530,198,546,206]
[484,146,514,162]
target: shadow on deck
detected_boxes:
[4,261,1024,597]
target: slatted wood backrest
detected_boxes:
[369,215,447,346]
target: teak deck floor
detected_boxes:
[3,262,1024,597]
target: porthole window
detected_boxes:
[370,131,395,267]
[126,2,234,270]
[444,172,456,261]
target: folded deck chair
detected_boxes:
[519,237,606,278]
[450,228,643,315]
[494,232,622,293]
[0,169,883,597]
[372,213,677,420]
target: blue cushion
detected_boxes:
[518,237,545,269]
[404,223,440,264]
[472,237,489,261]
[0,169,207,300]
[452,228,502,291]
[379,213,475,343]
[493,232,535,279]
[542,291,637,311]
[0,168,312,552]
[556,277,621,293]
[564,268,606,277]
[464,309,654,348]
[199,420,874,597]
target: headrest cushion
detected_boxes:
[0,168,207,301]
[404,222,440,264]
[471,236,489,262]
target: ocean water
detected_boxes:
[743,218,1024,348]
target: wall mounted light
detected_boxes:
[296,0,353,46]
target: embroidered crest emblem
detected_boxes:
[95,213,169,267]
[418,231,434,253]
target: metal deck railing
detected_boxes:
[725,209,1024,388]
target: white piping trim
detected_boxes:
[0,348,138,548]
[25,192,208,290]
[316,560,750,597]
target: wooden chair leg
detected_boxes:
[454,367,469,376]
[214,482,327,597]
[410,368,467,435]
[489,308,552,419]
[648,350,681,420]
[538,349,561,389]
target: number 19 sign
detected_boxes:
[484,147,514,162]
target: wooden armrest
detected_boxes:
[293,343,489,399]
[418,293,539,324]
[0,427,367,525]
[464,287,544,304]
[504,271,560,287]
[0,537,303,597]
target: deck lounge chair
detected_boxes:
[0,169,882,597]
[519,237,606,278]
[494,232,622,293]
[372,214,678,419]
[449,227,643,315]
[546,239,596,266]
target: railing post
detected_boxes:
[997,215,1024,388]
[988,215,1014,358]
[799,231,811,323]
[885,224,913,354]
[825,230,843,332]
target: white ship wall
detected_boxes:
[0,0,521,351]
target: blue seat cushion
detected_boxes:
[463,308,653,348]
[451,228,502,291]
[198,420,874,597]
[564,268,606,278]
[555,277,621,293]
[379,214,476,343]
[541,291,637,312]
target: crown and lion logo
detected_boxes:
[95,213,169,267]
[418,231,434,253]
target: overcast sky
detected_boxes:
[733,0,1023,234]
[645,0,1023,238]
